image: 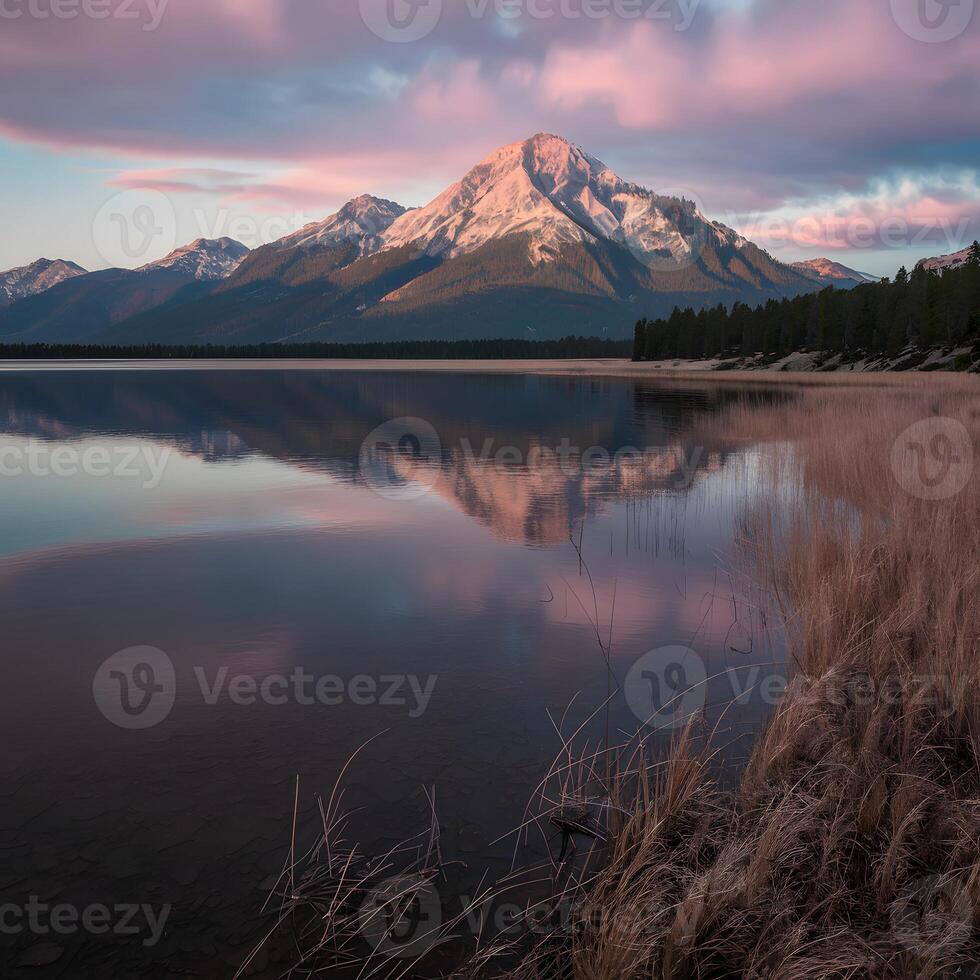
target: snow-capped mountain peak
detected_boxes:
[139,237,249,280]
[275,195,408,253]
[379,133,740,267]
[917,245,978,273]
[0,257,87,303]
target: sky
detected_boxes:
[1,0,978,277]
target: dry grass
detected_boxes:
[491,377,980,979]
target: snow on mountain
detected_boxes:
[275,195,408,254]
[792,258,880,286]
[378,133,744,267]
[139,238,249,280]
[917,245,976,272]
[0,257,87,303]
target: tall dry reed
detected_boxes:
[503,376,980,979]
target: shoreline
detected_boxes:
[0,357,977,390]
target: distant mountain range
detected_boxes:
[0,239,248,343]
[0,134,968,345]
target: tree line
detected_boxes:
[634,244,980,363]
[0,336,633,361]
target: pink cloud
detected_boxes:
[737,178,980,252]
[537,2,980,134]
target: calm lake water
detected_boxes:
[0,366,793,976]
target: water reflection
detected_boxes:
[0,368,793,976]
[0,369,788,551]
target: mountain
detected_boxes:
[139,237,249,280]
[379,134,748,267]
[0,258,86,307]
[791,258,880,288]
[274,195,408,254]
[0,239,248,343]
[7,135,828,345]
[98,135,822,345]
[917,244,978,273]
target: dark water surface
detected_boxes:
[0,367,793,976]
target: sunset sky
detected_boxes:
[2,0,978,276]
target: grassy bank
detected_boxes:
[495,378,980,979]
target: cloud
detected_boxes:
[109,167,261,195]
[0,0,978,267]
[731,171,980,254]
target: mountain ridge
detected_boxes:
[2,135,939,344]
[92,134,824,344]
[917,244,979,273]
[791,258,880,288]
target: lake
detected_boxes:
[0,365,794,976]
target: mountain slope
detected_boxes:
[275,195,408,254]
[917,244,979,272]
[0,239,248,343]
[791,258,880,288]
[139,237,249,280]
[0,258,87,307]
